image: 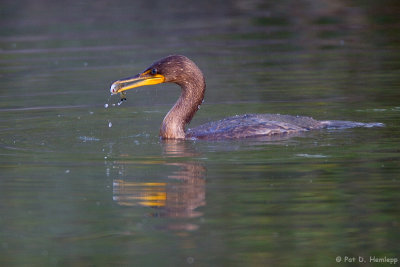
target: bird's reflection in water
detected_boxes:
[113,140,206,231]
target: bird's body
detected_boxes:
[186,114,322,140]
[110,55,383,140]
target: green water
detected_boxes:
[1,0,399,266]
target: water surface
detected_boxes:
[1,0,399,266]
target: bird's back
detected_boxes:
[186,114,324,140]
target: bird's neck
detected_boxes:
[160,79,205,139]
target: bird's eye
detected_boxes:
[151,68,157,75]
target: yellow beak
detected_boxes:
[110,72,165,94]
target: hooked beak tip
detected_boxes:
[110,83,118,94]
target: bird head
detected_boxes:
[110,55,200,95]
